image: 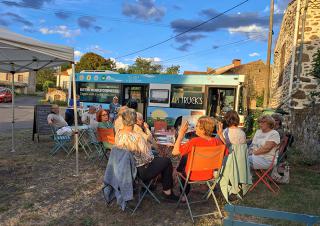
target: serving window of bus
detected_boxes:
[78,82,120,103]
[170,85,204,109]
[207,87,236,117]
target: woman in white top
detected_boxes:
[220,110,246,148]
[249,115,280,169]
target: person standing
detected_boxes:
[109,96,121,122]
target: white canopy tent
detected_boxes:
[0,28,80,175]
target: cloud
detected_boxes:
[77,16,101,32]
[249,52,260,57]
[39,25,81,38]
[88,45,111,55]
[1,0,53,9]
[142,57,161,62]
[55,11,70,20]
[110,58,129,70]
[74,50,83,57]
[264,0,291,14]
[23,25,36,32]
[173,5,181,10]
[1,12,33,26]
[122,0,165,21]
[175,43,192,52]
[175,34,206,43]
[171,9,283,35]
[228,24,268,41]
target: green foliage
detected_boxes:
[52,100,67,106]
[244,110,263,138]
[42,80,55,92]
[164,65,180,74]
[311,48,320,81]
[60,63,72,71]
[75,52,116,72]
[127,57,162,74]
[117,67,127,74]
[38,99,49,104]
[36,68,56,91]
[256,95,264,107]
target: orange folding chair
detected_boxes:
[249,153,280,193]
[176,145,226,222]
[96,128,115,145]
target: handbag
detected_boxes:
[271,162,290,184]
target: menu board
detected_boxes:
[32,104,52,141]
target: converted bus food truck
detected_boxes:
[75,71,245,128]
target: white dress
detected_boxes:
[249,129,280,169]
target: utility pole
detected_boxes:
[263,0,274,108]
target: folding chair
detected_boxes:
[130,175,160,215]
[277,134,293,165]
[49,125,71,155]
[176,145,226,222]
[249,153,280,193]
[96,127,115,161]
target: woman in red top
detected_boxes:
[172,116,224,197]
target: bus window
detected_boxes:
[150,89,169,104]
[78,82,120,103]
[96,83,121,103]
[170,85,204,109]
[79,82,96,102]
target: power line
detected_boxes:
[159,34,265,65]
[115,0,250,59]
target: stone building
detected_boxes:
[221,60,268,110]
[0,71,36,94]
[270,0,320,158]
[270,0,320,109]
[183,59,268,111]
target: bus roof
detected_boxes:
[76,73,245,86]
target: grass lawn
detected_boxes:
[0,129,319,226]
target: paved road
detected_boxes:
[0,96,41,132]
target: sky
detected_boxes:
[0,0,292,73]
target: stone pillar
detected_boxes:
[27,71,36,94]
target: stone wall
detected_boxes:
[223,60,267,109]
[270,0,320,109]
[289,104,320,159]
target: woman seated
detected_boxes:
[249,115,280,169]
[220,110,246,149]
[115,108,179,201]
[96,109,114,149]
[172,116,224,197]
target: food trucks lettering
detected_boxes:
[174,96,203,105]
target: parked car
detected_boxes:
[0,88,12,103]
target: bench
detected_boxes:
[223,204,320,226]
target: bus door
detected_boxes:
[122,85,148,116]
[207,87,236,117]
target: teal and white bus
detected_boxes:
[75,71,246,127]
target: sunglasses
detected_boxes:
[101,114,108,116]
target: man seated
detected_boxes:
[81,106,97,127]
[48,105,72,136]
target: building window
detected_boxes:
[278,43,286,87]
[62,81,68,90]
[170,85,204,109]
[18,75,23,82]
[6,73,11,81]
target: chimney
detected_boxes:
[232,59,241,67]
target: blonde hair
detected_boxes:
[197,116,215,136]
[117,106,128,116]
[258,115,275,129]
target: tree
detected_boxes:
[164,65,180,74]
[75,52,115,72]
[60,63,71,71]
[36,68,56,91]
[127,57,162,74]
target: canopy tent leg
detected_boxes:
[71,63,79,176]
[11,67,15,152]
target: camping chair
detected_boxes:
[176,145,226,222]
[129,174,161,215]
[96,127,115,160]
[277,134,293,165]
[249,153,280,194]
[49,125,71,156]
[86,128,106,161]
